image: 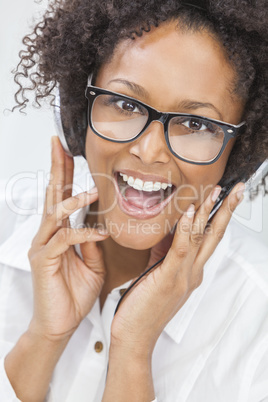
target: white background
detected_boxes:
[0,0,267,246]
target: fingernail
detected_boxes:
[86,186,98,194]
[211,186,222,203]
[236,184,245,202]
[186,204,195,218]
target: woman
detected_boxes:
[0,0,267,401]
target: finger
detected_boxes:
[62,152,74,228]
[35,188,99,246]
[179,186,222,288]
[63,153,74,200]
[190,186,222,249]
[43,136,66,217]
[80,240,107,275]
[163,204,195,272]
[195,182,245,267]
[43,227,109,262]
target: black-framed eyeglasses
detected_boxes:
[85,84,245,165]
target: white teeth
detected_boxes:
[120,173,128,182]
[118,173,173,192]
[153,182,162,191]
[133,178,143,191]
[127,176,135,186]
[161,183,168,190]
[143,181,154,192]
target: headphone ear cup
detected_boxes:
[53,88,87,158]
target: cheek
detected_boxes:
[85,128,127,171]
[85,129,126,207]
[85,129,111,196]
[85,129,103,173]
[85,129,115,182]
[175,139,235,206]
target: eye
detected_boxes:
[100,95,148,118]
[116,99,141,114]
[183,118,207,131]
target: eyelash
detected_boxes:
[104,96,145,115]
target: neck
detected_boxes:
[99,236,150,307]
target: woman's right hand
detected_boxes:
[27,136,109,342]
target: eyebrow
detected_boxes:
[108,79,150,99]
[107,78,223,120]
[177,100,223,121]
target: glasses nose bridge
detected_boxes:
[150,109,169,129]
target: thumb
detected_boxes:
[80,241,107,275]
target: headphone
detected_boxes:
[54,86,88,158]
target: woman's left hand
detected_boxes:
[110,183,245,357]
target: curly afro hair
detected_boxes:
[13,0,268,189]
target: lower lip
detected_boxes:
[114,174,176,220]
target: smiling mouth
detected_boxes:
[115,171,176,211]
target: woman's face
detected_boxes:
[85,20,244,249]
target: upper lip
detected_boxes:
[115,169,176,186]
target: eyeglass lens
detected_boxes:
[91,94,225,162]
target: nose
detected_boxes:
[129,121,171,165]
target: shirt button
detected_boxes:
[94,341,103,353]
[119,288,127,297]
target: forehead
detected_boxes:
[96,20,242,120]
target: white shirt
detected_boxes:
[0,168,268,402]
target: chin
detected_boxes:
[112,237,155,250]
[107,221,169,250]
